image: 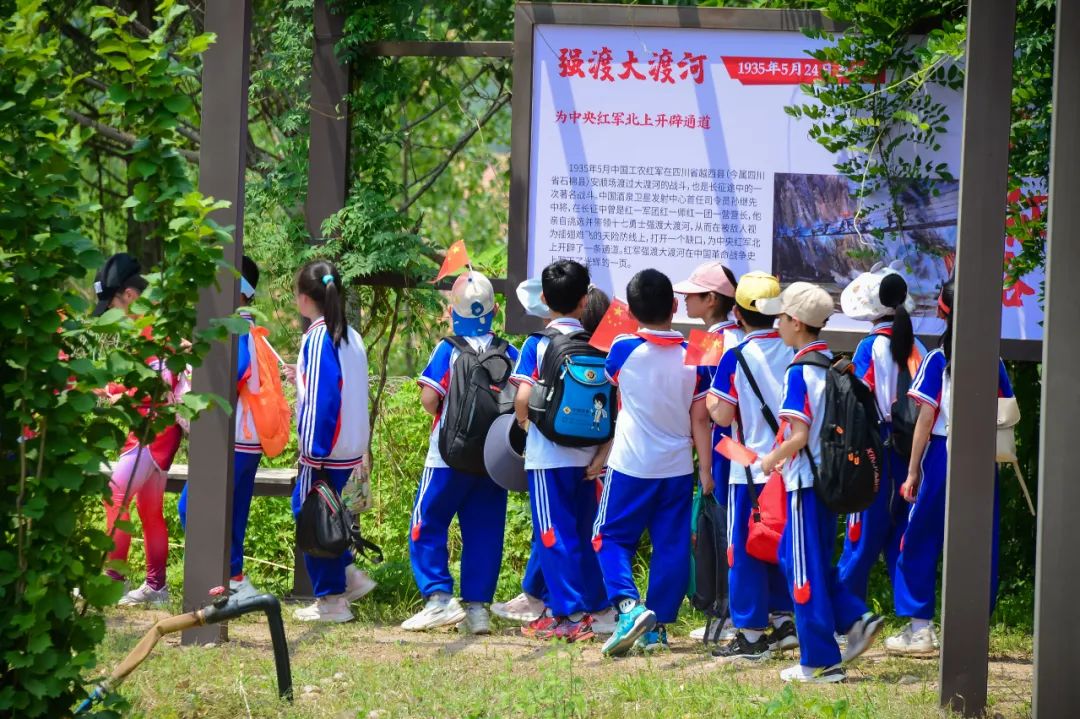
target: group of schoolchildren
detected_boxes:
[95,246,1010,684]
[96,253,377,622]
[394,256,1010,685]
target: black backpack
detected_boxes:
[690,493,729,644]
[297,472,384,561]
[888,364,918,460]
[438,336,515,475]
[791,352,884,514]
[526,328,616,447]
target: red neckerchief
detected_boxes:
[635,329,685,346]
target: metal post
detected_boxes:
[1033,0,1080,714]
[182,0,253,645]
[938,0,1016,713]
[305,0,350,242]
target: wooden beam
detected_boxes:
[362,41,513,58]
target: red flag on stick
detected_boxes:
[432,240,471,284]
[684,329,725,366]
[716,435,758,467]
[588,299,638,352]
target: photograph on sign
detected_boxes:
[519,22,1043,341]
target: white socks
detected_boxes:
[618,598,638,614]
[911,618,931,631]
[743,628,765,643]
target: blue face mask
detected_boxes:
[516,278,550,319]
[240,276,255,299]
[452,310,494,337]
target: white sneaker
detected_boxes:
[885,622,939,656]
[294,595,353,623]
[590,607,618,635]
[229,576,262,602]
[490,592,544,622]
[401,595,466,631]
[458,603,491,635]
[780,663,846,683]
[843,612,884,663]
[343,565,377,602]
[117,582,169,607]
[692,618,736,643]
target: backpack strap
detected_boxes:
[785,354,828,487]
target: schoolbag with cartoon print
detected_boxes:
[526,328,616,447]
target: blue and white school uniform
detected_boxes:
[410,334,519,602]
[708,329,794,630]
[510,318,606,617]
[838,322,927,600]
[705,320,744,501]
[777,341,870,669]
[591,329,710,624]
[178,310,264,578]
[892,351,1012,619]
[293,317,370,597]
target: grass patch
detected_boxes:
[92,608,1033,719]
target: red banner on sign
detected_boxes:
[721,56,881,85]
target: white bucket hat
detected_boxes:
[483,414,528,493]
[840,263,916,322]
[515,277,551,319]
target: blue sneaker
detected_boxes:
[601,604,656,657]
[634,625,669,653]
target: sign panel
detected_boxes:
[519,20,1042,342]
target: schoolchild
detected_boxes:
[178,257,326,601]
[837,269,926,600]
[491,277,550,625]
[675,261,743,502]
[511,260,610,642]
[493,283,616,631]
[95,253,190,607]
[291,260,372,623]
[706,271,796,661]
[592,269,714,656]
[758,282,883,683]
[885,278,1011,654]
[403,271,517,635]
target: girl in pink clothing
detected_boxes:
[93,253,190,607]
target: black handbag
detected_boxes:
[297,471,385,562]
[296,473,353,558]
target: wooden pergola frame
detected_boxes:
[182,2,1078,715]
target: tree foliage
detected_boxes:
[0,1,229,713]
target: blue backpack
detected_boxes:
[526,328,616,447]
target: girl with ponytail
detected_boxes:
[885,276,1014,655]
[836,269,926,603]
[292,259,374,622]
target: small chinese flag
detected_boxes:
[431,240,471,284]
[684,329,725,366]
[716,435,758,468]
[588,299,638,352]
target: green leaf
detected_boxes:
[162,94,192,114]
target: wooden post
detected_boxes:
[182,0,253,645]
[938,0,1016,712]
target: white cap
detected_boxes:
[756,282,835,328]
[450,271,496,336]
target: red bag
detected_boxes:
[745,471,787,564]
